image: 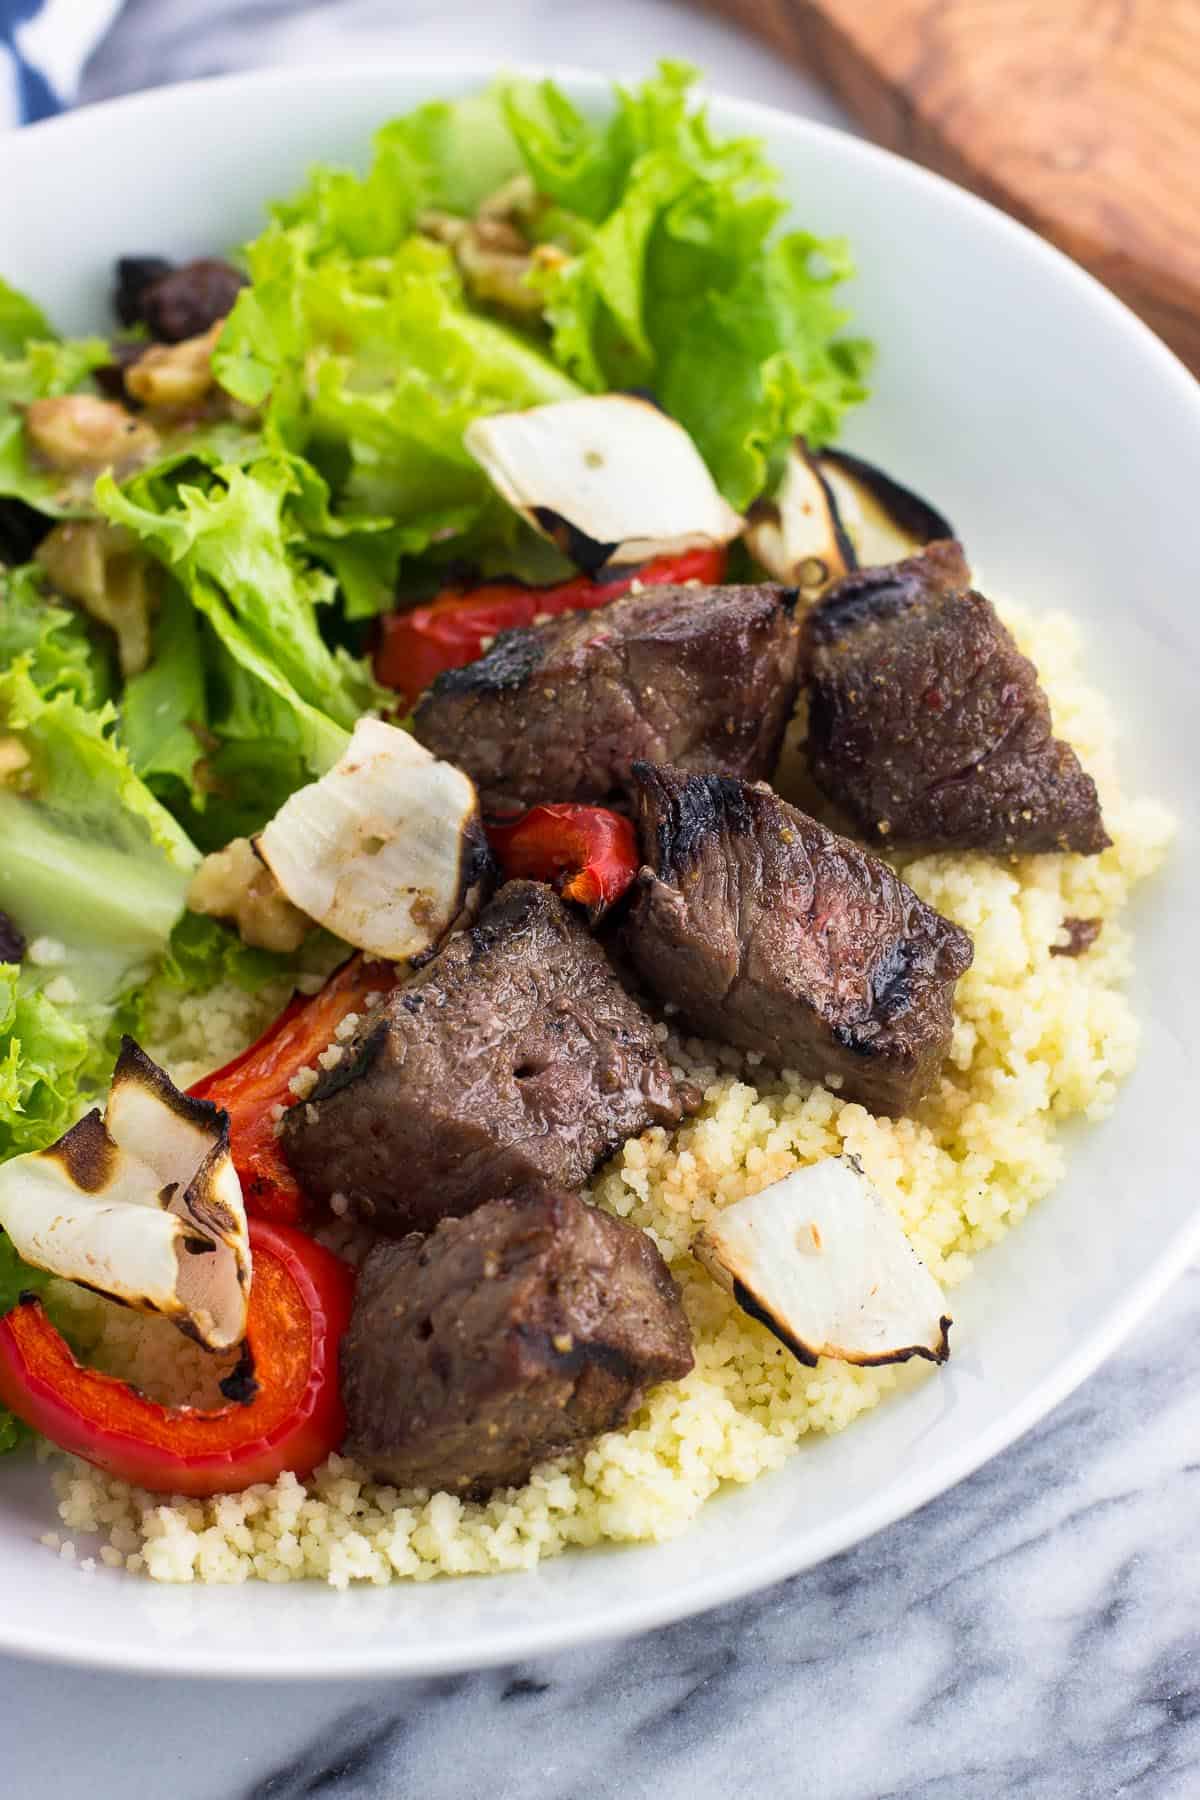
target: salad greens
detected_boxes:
[0,66,871,1444]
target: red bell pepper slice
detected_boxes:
[189,954,399,1225]
[487,804,640,921]
[374,545,728,707]
[0,1219,355,1498]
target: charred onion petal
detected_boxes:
[693,1156,951,1367]
[257,718,493,963]
[816,448,955,568]
[0,1039,250,1350]
[464,395,744,573]
[744,440,857,593]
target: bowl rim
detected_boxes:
[2,55,1199,1681]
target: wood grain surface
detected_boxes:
[705,0,1200,373]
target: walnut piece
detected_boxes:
[419,174,567,319]
[24,394,159,474]
[0,736,31,787]
[124,318,225,412]
[36,520,160,679]
[187,837,310,954]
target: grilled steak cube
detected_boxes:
[412,582,802,813]
[805,542,1109,854]
[281,880,691,1235]
[342,1187,694,1494]
[625,763,973,1115]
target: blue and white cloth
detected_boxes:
[0,0,123,126]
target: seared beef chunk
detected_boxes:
[0,909,25,964]
[114,257,246,341]
[412,582,802,813]
[805,542,1109,854]
[625,763,973,1115]
[342,1187,694,1494]
[282,880,690,1235]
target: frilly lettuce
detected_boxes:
[502,64,871,508]
[0,331,111,517]
[0,657,198,1003]
[0,650,204,1392]
[0,561,111,707]
[96,456,375,731]
[215,230,578,554]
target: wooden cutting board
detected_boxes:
[704,0,1200,373]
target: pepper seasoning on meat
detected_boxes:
[804,542,1110,855]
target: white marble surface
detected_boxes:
[3,5,1199,1795]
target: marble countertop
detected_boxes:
[5,5,1199,1795]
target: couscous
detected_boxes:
[38,607,1171,1585]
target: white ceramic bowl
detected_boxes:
[1,61,1197,1680]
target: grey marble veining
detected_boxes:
[3,1267,1198,1798]
[2,6,1197,1796]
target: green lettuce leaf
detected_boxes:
[216,232,577,563]
[96,457,378,728]
[0,961,136,1452]
[0,658,198,1002]
[0,963,114,1161]
[0,277,54,358]
[504,63,869,509]
[156,910,298,998]
[120,576,207,795]
[273,87,524,258]
[0,561,111,707]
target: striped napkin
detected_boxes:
[1,0,123,126]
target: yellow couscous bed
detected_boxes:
[42,605,1172,1587]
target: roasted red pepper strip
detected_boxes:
[374,545,729,707]
[0,1219,355,1498]
[487,804,640,921]
[189,955,400,1225]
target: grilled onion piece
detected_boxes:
[747,439,955,589]
[464,395,743,575]
[694,1156,951,1368]
[0,1040,250,1350]
[256,718,492,964]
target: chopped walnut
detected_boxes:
[0,736,31,787]
[187,837,310,954]
[124,317,225,412]
[24,394,159,474]
[419,174,568,319]
[36,519,160,679]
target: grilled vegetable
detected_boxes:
[256,718,492,964]
[464,395,744,574]
[744,440,855,597]
[0,1040,250,1350]
[694,1156,951,1367]
[0,1217,354,1496]
[188,952,401,1226]
[487,804,639,922]
[746,439,954,588]
[373,547,728,709]
[818,448,954,567]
